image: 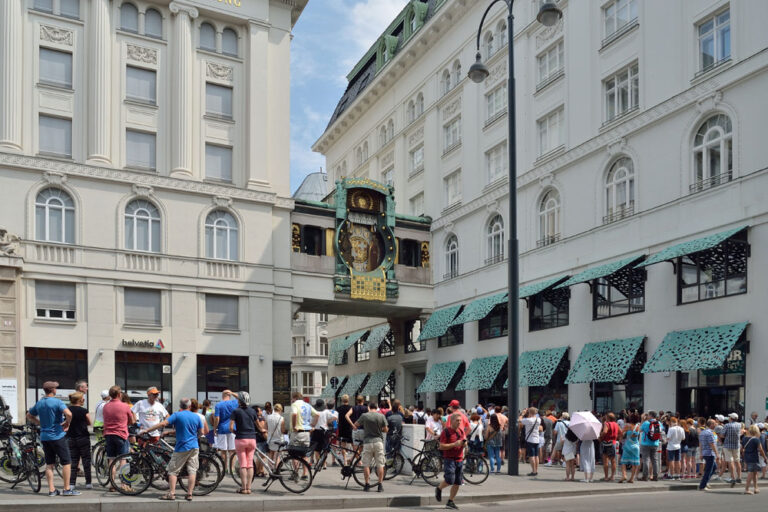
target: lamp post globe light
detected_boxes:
[468,0,562,477]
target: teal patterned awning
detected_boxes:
[519,276,568,299]
[418,305,463,341]
[519,347,568,387]
[450,293,507,326]
[338,372,368,397]
[565,337,645,384]
[555,255,644,288]
[636,225,748,268]
[456,355,507,391]
[329,329,370,364]
[642,322,748,373]
[320,380,341,400]
[360,324,390,352]
[360,369,393,397]
[417,361,463,393]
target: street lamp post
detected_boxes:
[468,1,562,477]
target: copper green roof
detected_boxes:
[519,347,568,387]
[555,255,644,288]
[450,292,507,326]
[418,305,463,341]
[642,322,748,373]
[636,226,748,268]
[360,324,391,353]
[338,372,369,398]
[417,361,463,393]
[518,276,568,299]
[565,337,645,384]
[456,355,507,391]
[360,370,393,397]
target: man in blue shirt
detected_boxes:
[699,419,720,491]
[142,398,203,501]
[212,390,239,467]
[27,381,78,496]
[639,410,661,481]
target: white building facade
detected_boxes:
[0,0,306,420]
[313,0,768,417]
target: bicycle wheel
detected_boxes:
[419,454,442,487]
[275,455,312,494]
[109,453,152,496]
[178,453,222,496]
[352,454,388,487]
[0,454,18,483]
[462,454,489,485]
[384,452,404,480]
[23,453,41,493]
[93,445,110,487]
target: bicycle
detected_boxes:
[384,435,443,486]
[0,424,42,492]
[228,439,313,494]
[310,431,389,489]
[461,449,490,485]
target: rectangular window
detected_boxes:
[604,63,639,122]
[205,144,233,182]
[485,142,507,183]
[404,319,425,353]
[301,372,314,396]
[479,303,508,340]
[39,115,72,157]
[529,288,569,331]
[443,117,461,152]
[537,108,563,156]
[678,233,747,304]
[409,145,424,174]
[319,337,328,356]
[321,372,328,388]
[205,294,238,330]
[485,84,507,122]
[378,331,396,358]
[205,83,233,119]
[409,192,424,217]
[39,48,72,88]
[291,372,298,391]
[124,288,161,326]
[35,281,75,320]
[603,0,637,39]
[594,269,646,319]
[126,66,157,105]
[698,9,730,72]
[293,337,305,356]
[125,130,156,170]
[382,167,394,186]
[33,0,53,13]
[537,41,564,87]
[437,325,463,348]
[355,339,370,362]
[59,0,80,19]
[443,171,461,207]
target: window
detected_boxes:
[355,147,363,166]
[39,48,72,88]
[409,145,424,173]
[125,130,156,170]
[594,268,645,319]
[144,9,163,39]
[443,171,461,206]
[378,331,396,358]
[399,239,420,267]
[443,117,461,152]
[387,119,394,140]
[300,225,323,255]
[604,157,635,222]
[126,66,156,105]
[206,83,233,119]
[382,167,394,187]
[405,319,425,353]
[537,40,564,87]
[603,0,637,39]
[35,188,74,244]
[205,210,238,260]
[678,231,748,304]
[479,303,507,340]
[301,372,314,396]
[355,338,370,362]
[319,337,328,356]
[444,235,459,279]
[486,214,504,264]
[124,199,161,252]
[604,63,639,122]
[438,324,463,347]
[379,126,387,146]
[33,0,53,13]
[698,9,730,71]
[441,69,451,95]
[293,337,305,356]
[538,189,560,247]
[692,114,732,191]
[35,281,75,320]
[222,28,238,56]
[205,294,238,330]
[451,60,462,87]
[199,23,216,51]
[291,372,298,391]
[321,372,328,388]
[529,287,569,331]
[416,93,424,116]
[484,31,495,57]
[120,3,139,33]
[39,116,72,157]
[537,108,563,156]
[497,20,507,47]
[59,0,79,18]
[407,100,415,123]
[205,144,233,182]
[362,142,368,161]
[409,193,424,217]
[486,84,507,123]
[124,288,161,325]
[486,142,507,183]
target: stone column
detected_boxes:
[87,0,112,164]
[0,0,22,151]
[169,2,198,178]
[246,20,270,190]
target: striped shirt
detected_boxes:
[723,422,742,450]
[700,429,716,457]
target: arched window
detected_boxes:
[484,31,495,57]
[441,69,451,95]
[362,141,369,161]
[486,215,504,263]
[538,189,560,246]
[605,157,635,221]
[379,126,387,146]
[387,119,394,141]
[497,20,507,48]
[341,160,348,176]
[693,114,733,186]
[407,100,415,123]
[35,188,75,244]
[445,235,459,279]
[199,22,216,51]
[205,210,238,260]
[222,28,238,56]
[451,60,462,87]
[355,147,363,166]
[144,8,163,39]
[120,3,139,33]
[416,93,424,116]
[124,199,161,252]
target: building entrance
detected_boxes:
[677,341,746,418]
[25,347,87,409]
[115,351,172,408]
[197,355,249,404]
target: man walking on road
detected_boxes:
[722,412,743,485]
[699,419,720,491]
[355,401,388,492]
[435,413,466,510]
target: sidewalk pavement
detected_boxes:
[0,463,741,511]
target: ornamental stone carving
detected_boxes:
[380,151,394,168]
[127,44,158,65]
[132,184,154,197]
[486,61,507,89]
[40,25,73,46]
[408,127,424,147]
[213,196,233,208]
[206,61,234,83]
[43,171,68,185]
[0,228,21,256]
[606,137,627,156]
[696,90,723,113]
[442,98,461,119]
[535,18,563,49]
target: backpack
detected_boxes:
[565,428,578,443]
[648,419,662,442]
[416,411,426,425]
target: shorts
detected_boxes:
[555,439,564,452]
[310,429,327,451]
[681,445,689,454]
[601,442,616,458]
[42,438,71,466]
[526,442,539,458]
[667,449,681,462]
[687,447,698,459]
[443,458,464,485]
[267,439,283,452]
[105,435,130,458]
[167,449,199,476]
[352,429,365,444]
[746,462,760,473]
[234,439,256,469]
[723,448,740,463]
[290,431,310,447]
[215,432,236,451]
[361,440,385,468]
[544,440,552,453]
[258,441,269,454]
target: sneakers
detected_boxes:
[446,500,459,510]
[48,490,61,497]
[545,462,553,467]
[62,489,81,496]
[363,483,370,492]
[435,486,442,502]
[377,483,383,492]
[85,484,93,490]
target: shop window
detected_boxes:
[438,321,464,348]
[405,319,425,353]
[35,280,75,320]
[529,287,569,331]
[197,355,249,403]
[124,287,161,326]
[678,231,748,304]
[479,303,507,340]
[399,239,420,267]
[379,372,396,400]
[273,361,291,405]
[594,267,646,319]
[115,351,171,407]
[528,351,569,412]
[25,348,87,408]
[592,347,645,414]
[205,294,238,330]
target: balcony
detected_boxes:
[26,242,77,264]
[442,269,459,280]
[537,233,561,248]
[689,171,732,194]
[484,254,504,266]
[535,68,564,93]
[600,18,639,50]
[603,203,635,224]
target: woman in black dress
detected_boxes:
[66,391,92,489]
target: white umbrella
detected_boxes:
[569,411,602,441]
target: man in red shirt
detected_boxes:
[101,386,135,491]
[435,413,466,510]
[448,400,470,433]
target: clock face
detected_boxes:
[340,221,384,272]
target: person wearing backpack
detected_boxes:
[562,426,578,481]
[640,410,663,481]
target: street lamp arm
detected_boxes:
[473,0,512,51]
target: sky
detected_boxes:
[289,0,410,194]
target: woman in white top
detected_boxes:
[266,403,285,463]
[520,408,542,476]
[665,417,686,479]
[425,410,443,440]
[468,413,484,453]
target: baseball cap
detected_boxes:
[715,414,725,422]
[100,389,109,398]
[147,387,160,395]
[728,412,738,420]
[448,399,460,408]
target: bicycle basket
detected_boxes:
[287,441,312,458]
[423,439,439,453]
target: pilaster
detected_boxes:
[169,1,199,178]
[246,20,270,191]
[0,0,23,151]
[87,0,113,164]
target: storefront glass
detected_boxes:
[25,348,87,410]
[677,341,746,418]
[272,361,291,406]
[115,351,172,409]
[528,358,569,413]
[197,355,248,405]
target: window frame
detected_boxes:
[538,189,561,247]
[485,83,508,124]
[204,209,239,261]
[354,338,370,362]
[409,145,424,174]
[205,82,234,120]
[444,234,459,279]
[35,280,76,321]
[604,156,635,223]
[39,47,73,89]
[125,65,157,106]
[119,2,139,33]
[124,199,161,253]
[593,267,646,320]
[205,293,239,331]
[479,303,508,340]
[602,0,638,40]
[537,107,564,156]
[38,115,72,158]
[486,214,504,265]
[35,187,75,244]
[204,143,233,183]
[123,287,162,326]
[697,8,731,73]
[677,233,748,305]
[603,63,639,123]
[528,287,570,331]
[692,114,733,192]
[125,129,157,171]
[301,372,314,397]
[443,117,461,152]
[443,170,461,207]
[536,40,564,89]
[486,142,507,183]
